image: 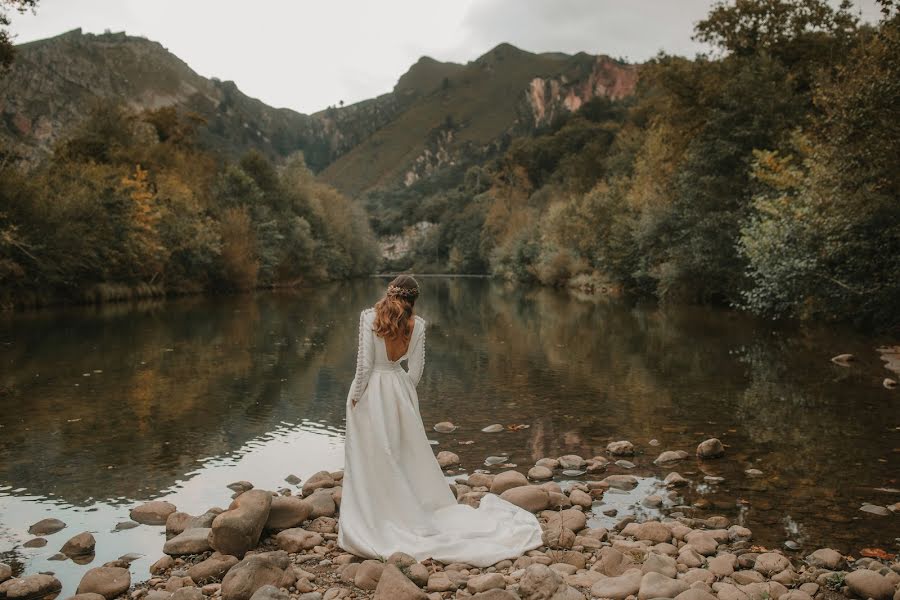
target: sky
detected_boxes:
[8,0,884,114]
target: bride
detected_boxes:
[337,275,543,566]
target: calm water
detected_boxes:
[1,278,897,594]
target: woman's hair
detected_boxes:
[372,275,419,339]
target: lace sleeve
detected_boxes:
[406,317,426,387]
[349,309,375,405]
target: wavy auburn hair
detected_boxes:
[373,275,419,340]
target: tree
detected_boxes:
[0,0,37,70]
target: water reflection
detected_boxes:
[1,278,897,595]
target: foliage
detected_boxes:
[0,103,378,307]
[0,0,37,70]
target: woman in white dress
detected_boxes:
[337,275,544,567]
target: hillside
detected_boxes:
[319,43,638,196]
[1,30,637,195]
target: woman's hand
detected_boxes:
[351,399,358,409]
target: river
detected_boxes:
[0,277,897,595]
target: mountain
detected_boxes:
[0,29,638,194]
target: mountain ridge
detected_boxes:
[1,28,638,194]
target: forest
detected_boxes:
[0,0,897,331]
[371,0,899,330]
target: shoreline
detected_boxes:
[3,437,897,600]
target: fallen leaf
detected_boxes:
[860,548,895,560]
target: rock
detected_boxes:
[602,475,638,490]
[696,438,725,459]
[164,528,213,556]
[150,555,174,575]
[301,471,334,497]
[227,481,254,493]
[558,455,586,469]
[633,521,673,543]
[0,575,62,600]
[708,554,736,578]
[568,489,592,508]
[436,451,459,468]
[166,509,221,536]
[67,594,106,600]
[860,504,890,516]
[639,572,689,600]
[590,568,643,599]
[247,586,288,600]
[642,553,677,578]
[28,518,67,536]
[684,531,718,556]
[528,466,554,481]
[844,570,894,600]
[752,553,789,576]
[547,508,587,533]
[732,570,764,585]
[305,490,336,518]
[805,548,844,570]
[471,591,519,600]
[830,353,854,365]
[130,501,177,525]
[307,516,337,534]
[744,468,763,477]
[643,494,663,507]
[189,553,239,582]
[76,567,131,599]
[210,490,272,558]
[728,525,752,542]
[653,450,689,465]
[275,528,322,552]
[433,421,457,433]
[779,591,813,600]
[264,496,311,530]
[171,589,203,600]
[500,486,550,512]
[536,458,560,469]
[607,441,635,456]
[426,573,454,592]
[406,563,429,588]
[0,564,10,584]
[490,471,529,494]
[23,538,47,548]
[683,568,715,585]
[220,551,296,600]
[593,547,635,576]
[884,378,897,389]
[61,532,96,557]
[354,560,385,591]
[468,573,506,594]
[675,588,718,600]
[665,472,688,487]
[742,581,788,600]
[519,564,583,600]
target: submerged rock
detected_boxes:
[61,532,96,557]
[130,501,177,526]
[28,518,66,536]
[607,441,635,456]
[697,438,725,459]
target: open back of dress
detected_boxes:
[337,307,543,566]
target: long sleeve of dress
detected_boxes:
[406,318,426,387]
[349,309,375,405]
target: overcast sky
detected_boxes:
[9,0,883,114]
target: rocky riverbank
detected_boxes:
[1,438,898,600]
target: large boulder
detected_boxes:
[490,471,528,495]
[518,564,583,600]
[0,575,62,600]
[28,519,66,536]
[164,528,213,556]
[188,553,239,582]
[844,570,895,600]
[590,568,642,600]
[264,497,311,530]
[301,471,334,497]
[61,532,95,557]
[130,501,177,525]
[210,490,272,558]
[220,552,296,600]
[76,567,130,599]
[638,572,689,600]
[499,486,551,512]
[697,438,725,458]
[305,490,336,519]
[373,565,426,600]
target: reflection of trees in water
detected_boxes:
[0,288,363,505]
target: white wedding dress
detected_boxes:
[337,308,543,567]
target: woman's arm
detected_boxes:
[406,318,426,387]
[349,309,375,407]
